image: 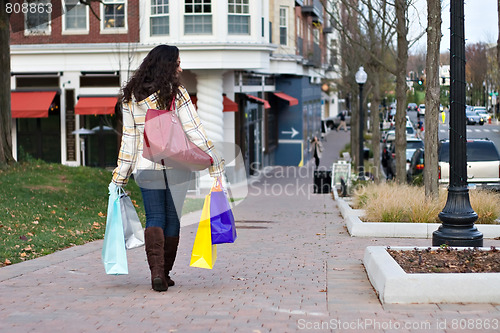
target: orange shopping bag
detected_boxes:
[190,194,217,269]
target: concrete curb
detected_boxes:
[334,191,500,239]
[363,246,500,304]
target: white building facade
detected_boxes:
[9,0,339,183]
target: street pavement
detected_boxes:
[1,129,500,333]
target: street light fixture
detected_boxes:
[432,0,483,247]
[355,66,368,178]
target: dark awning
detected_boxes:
[75,96,117,115]
[246,94,271,109]
[11,91,57,118]
[272,92,299,106]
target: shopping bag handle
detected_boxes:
[211,177,223,192]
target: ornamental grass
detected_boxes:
[354,182,500,224]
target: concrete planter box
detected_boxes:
[364,246,500,304]
[334,191,500,239]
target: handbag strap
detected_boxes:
[169,97,176,113]
[161,159,169,189]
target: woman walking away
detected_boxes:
[112,45,224,292]
[310,136,323,169]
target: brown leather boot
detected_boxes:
[164,236,179,287]
[145,227,168,292]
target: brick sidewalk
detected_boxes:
[1,130,500,332]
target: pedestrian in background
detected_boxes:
[112,45,224,292]
[310,136,323,169]
[338,111,348,132]
[381,147,393,180]
[416,116,424,139]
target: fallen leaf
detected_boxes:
[27,232,34,236]
[24,245,32,251]
[19,235,28,241]
[20,253,27,257]
[231,276,248,281]
[98,212,105,217]
[319,289,327,292]
[51,210,56,214]
[4,259,11,265]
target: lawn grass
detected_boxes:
[0,161,205,267]
[354,182,500,224]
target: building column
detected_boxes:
[195,70,224,143]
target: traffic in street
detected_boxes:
[382,106,500,187]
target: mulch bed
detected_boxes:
[387,247,500,273]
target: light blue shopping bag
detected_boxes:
[102,183,128,275]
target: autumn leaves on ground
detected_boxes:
[0,161,145,267]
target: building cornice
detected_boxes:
[11,42,277,54]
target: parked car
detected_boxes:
[387,138,424,177]
[465,110,484,125]
[438,139,500,190]
[407,148,425,184]
[407,103,418,112]
[382,125,417,147]
[473,106,491,122]
[417,104,425,117]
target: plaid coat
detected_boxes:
[112,86,225,186]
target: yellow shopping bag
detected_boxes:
[190,194,217,269]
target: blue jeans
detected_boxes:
[139,169,192,237]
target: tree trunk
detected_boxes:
[497,0,500,116]
[395,0,409,184]
[0,0,14,166]
[424,0,442,200]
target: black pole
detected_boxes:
[358,83,364,178]
[432,0,483,247]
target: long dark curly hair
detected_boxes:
[121,45,181,109]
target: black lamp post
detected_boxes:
[432,0,483,247]
[355,66,367,178]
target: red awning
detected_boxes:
[75,97,117,115]
[11,91,57,118]
[189,95,238,112]
[272,92,299,106]
[223,95,238,112]
[246,94,271,109]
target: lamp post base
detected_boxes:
[432,186,483,247]
[432,226,483,247]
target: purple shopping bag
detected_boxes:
[210,189,237,244]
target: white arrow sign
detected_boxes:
[281,127,299,138]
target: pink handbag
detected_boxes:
[142,99,213,171]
